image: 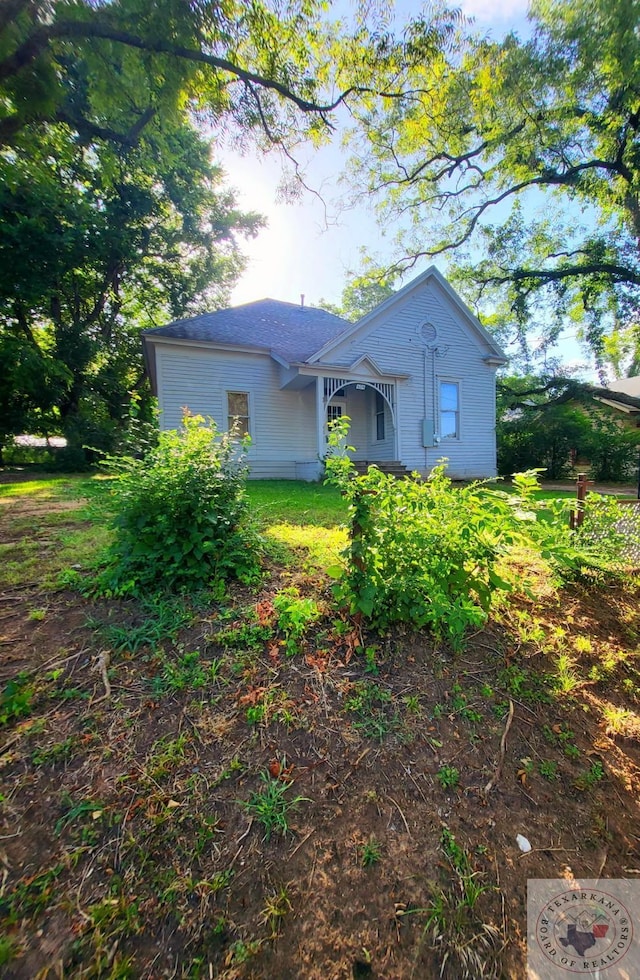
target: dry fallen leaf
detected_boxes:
[238,687,267,707]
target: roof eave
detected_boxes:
[595,396,640,414]
[141,334,272,357]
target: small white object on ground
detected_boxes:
[516,834,532,853]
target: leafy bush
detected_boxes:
[325,420,523,648]
[497,405,592,479]
[273,587,321,654]
[98,414,261,595]
[583,415,640,482]
[325,419,634,649]
[326,460,518,649]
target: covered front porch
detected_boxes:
[280,359,408,481]
[321,378,397,462]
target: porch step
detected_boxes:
[352,460,412,478]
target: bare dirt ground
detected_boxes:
[1,483,640,978]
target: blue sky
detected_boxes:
[223,0,530,310]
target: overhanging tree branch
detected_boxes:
[0,12,448,147]
[0,18,349,117]
[484,262,640,289]
[498,377,640,411]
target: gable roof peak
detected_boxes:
[309,265,507,364]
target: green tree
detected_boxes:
[349,0,640,370]
[319,275,397,321]
[0,102,261,462]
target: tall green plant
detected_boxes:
[99,414,260,595]
[324,419,518,648]
[324,420,634,649]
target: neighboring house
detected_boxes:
[142,266,507,480]
[596,376,640,429]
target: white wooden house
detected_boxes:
[142,266,507,480]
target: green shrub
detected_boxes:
[98,414,261,594]
[497,405,592,479]
[583,415,640,483]
[325,420,634,649]
[326,461,514,649]
[325,421,522,648]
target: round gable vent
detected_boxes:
[420,321,437,344]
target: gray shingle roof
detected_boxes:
[142,299,352,364]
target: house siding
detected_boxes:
[317,278,499,478]
[156,344,318,479]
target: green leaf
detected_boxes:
[325,564,344,579]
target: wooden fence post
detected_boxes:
[570,473,590,530]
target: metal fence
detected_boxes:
[613,501,640,565]
[577,497,640,568]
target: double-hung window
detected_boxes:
[440,382,459,439]
[227,391,250,437]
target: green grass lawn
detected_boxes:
[245,481,349,570]
[0,473,98,500]
[245,479,347,526]
[0,472,632,585]
[0,475,351,584]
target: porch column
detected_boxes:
[316,375,325,461]
[394,383,401,462]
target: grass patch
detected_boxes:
[242,772,309,840]
[246,480,347,527]
[0,524,110,590]
[0,474,99,501]
[245,480,348,571]
[265,523,347,571]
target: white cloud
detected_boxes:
[458,0,530,30]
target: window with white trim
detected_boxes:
[227,391,250,437]
[440,381,459,439]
